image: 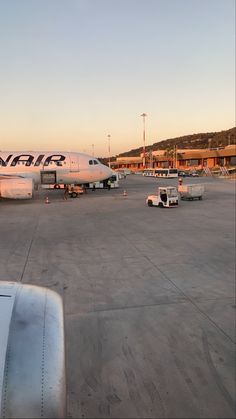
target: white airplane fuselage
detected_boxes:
[0,151,112,199]
[0,151,112,184]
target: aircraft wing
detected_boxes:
[0,174,25,179]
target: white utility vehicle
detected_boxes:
[146,186,179,208]
[178,184,205,200]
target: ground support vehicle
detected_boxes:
[178,170,190,177]
[146,186,179,208]
[68,185,84,198]
[178,184,205,200]
[86,172,119,189]
[154,168,178,178]
[143,168,178,178]
[189,170,199,177]
[116,169,131,176]
[41,184,84,197]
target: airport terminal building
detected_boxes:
[110,144,236,174]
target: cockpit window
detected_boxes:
[89,159,99,165]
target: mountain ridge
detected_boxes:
[117,127,236,158]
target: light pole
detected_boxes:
[149,149,153,168]
[141,113,147,168]
[174,145,178,168]
[108,134,111,168]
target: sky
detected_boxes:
[0,0,235,157]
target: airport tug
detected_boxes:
[146,186,179,208]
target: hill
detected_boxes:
[118,127,236,158]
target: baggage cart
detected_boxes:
[178,184,205,200]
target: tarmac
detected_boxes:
[0,175,235,418]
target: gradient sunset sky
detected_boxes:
[0,0,235,157]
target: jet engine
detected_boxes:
[0,281,66,418]
[0,178,33,199]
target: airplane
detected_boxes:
[0,151,112,199]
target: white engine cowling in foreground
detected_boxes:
[0,178,33,199]
[0,281,66,418]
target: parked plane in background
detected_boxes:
[0,151,112,199]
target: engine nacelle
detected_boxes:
[0,281,66,418]
[0,178,33,199]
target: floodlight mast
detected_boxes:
[108,134,111,168]
[141,113,147,168]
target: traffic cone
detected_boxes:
[45,196,50,204]
[123,190,127,197]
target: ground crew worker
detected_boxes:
[64,185,70,200]
[107,179,111,190]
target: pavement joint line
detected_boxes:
[65,298,190,316]
[201,330,236,413]
[193,296,235,301]
[19,211,41,283]
[121,231,236,345]
[65,296,236,323]
[146,256,236,345]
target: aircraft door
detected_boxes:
[40,171,57,184]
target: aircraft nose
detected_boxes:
[102,164,112,178]
[106,166,113,177]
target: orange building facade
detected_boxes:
[111,145,236,173]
